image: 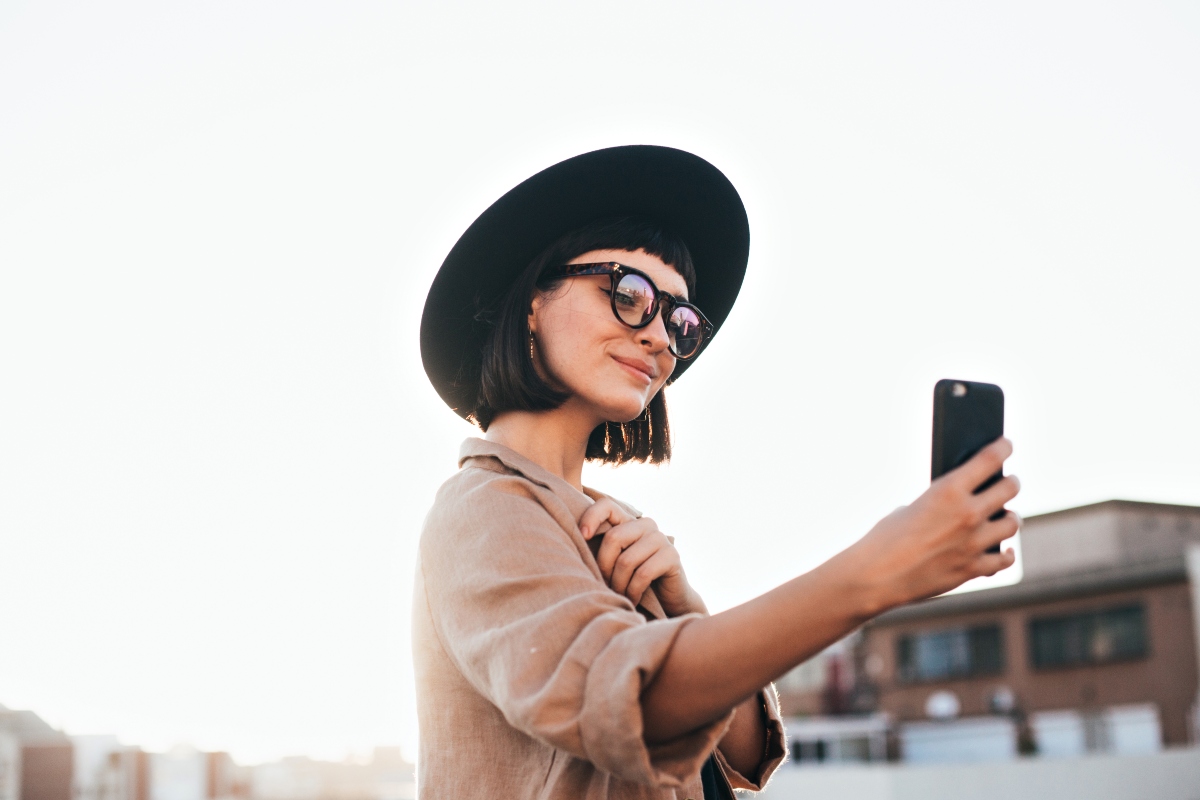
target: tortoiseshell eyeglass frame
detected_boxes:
[543,262,714,360]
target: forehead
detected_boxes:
[567,249,689,299]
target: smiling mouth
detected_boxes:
[612,356,656,383]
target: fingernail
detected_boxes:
[580,525,590,539]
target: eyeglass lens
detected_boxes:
[667,306,703,358]
[613,272,657,327]
[613,272,703,358]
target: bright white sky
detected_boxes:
[1,0,1197,766]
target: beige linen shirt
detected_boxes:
[413,438,787,799]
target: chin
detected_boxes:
[592,397,649,425]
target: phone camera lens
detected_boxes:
[952,382,968,397]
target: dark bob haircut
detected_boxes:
[472,217,697,465]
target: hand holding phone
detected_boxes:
[932,379,1008,553]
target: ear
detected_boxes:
[528,291,544,335]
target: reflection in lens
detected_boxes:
[614,273,656,327]
[668,306,703,358]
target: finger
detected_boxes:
[972,547,1017,578]
[579,499,633,540]
[596,524,639,580]
[950,437,1013,493]
[970,510,1020,553]
[625,550,678,605]
[595,519,653,580]
[609,536,663,596]
[973,474,1021,517]
[578,499,615,540]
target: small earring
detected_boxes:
[529,331,535,360]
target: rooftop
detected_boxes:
[0,706,69,744]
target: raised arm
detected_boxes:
[639,438,1020,743]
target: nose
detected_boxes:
[638,309,671,354]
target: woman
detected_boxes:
[414,146,1019,799]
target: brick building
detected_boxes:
[0,707,71,800]
[861,500,1200,758]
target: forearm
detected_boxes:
[642,551,888,743]
[677,590,766,776]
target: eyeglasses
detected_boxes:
[545,262,714,360]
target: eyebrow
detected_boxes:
[663,282,689,299]
[641,269,688,298]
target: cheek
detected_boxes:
[649,369,672,399]
[537,304,610,372]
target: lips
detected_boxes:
[612,355,658,383]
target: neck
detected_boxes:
[484,400,600,491]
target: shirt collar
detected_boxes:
[458,437,641,517]
[459,436,587,494]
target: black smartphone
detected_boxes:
[931,379,1005,553]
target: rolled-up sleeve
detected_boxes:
[714,683,789,791]
[419,472,731,787]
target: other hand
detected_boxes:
[579,499,707,618]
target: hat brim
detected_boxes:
[420,144,750,420]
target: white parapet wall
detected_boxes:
[899,717,1017,764]
[758,748,1200,800]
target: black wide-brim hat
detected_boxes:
[420,144,750,419]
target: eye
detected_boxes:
[598,286,637,309]
[613,287,642,308]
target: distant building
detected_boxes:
[1,728,19,800]
[861,500,1200,762]
[149,747,207,800]
[147,747,248,800]
[249,749,413,800]
[774,636,860,718]
[0,707,407,800]
[73,736,123,800]
[90,748,150,800]
[773,636,895,764]
[0,706,72,800]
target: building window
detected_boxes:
[1028,605,1148,669]
[897,625,1004,683]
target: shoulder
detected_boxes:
[418,461,608,607]
[421,459,576,558]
